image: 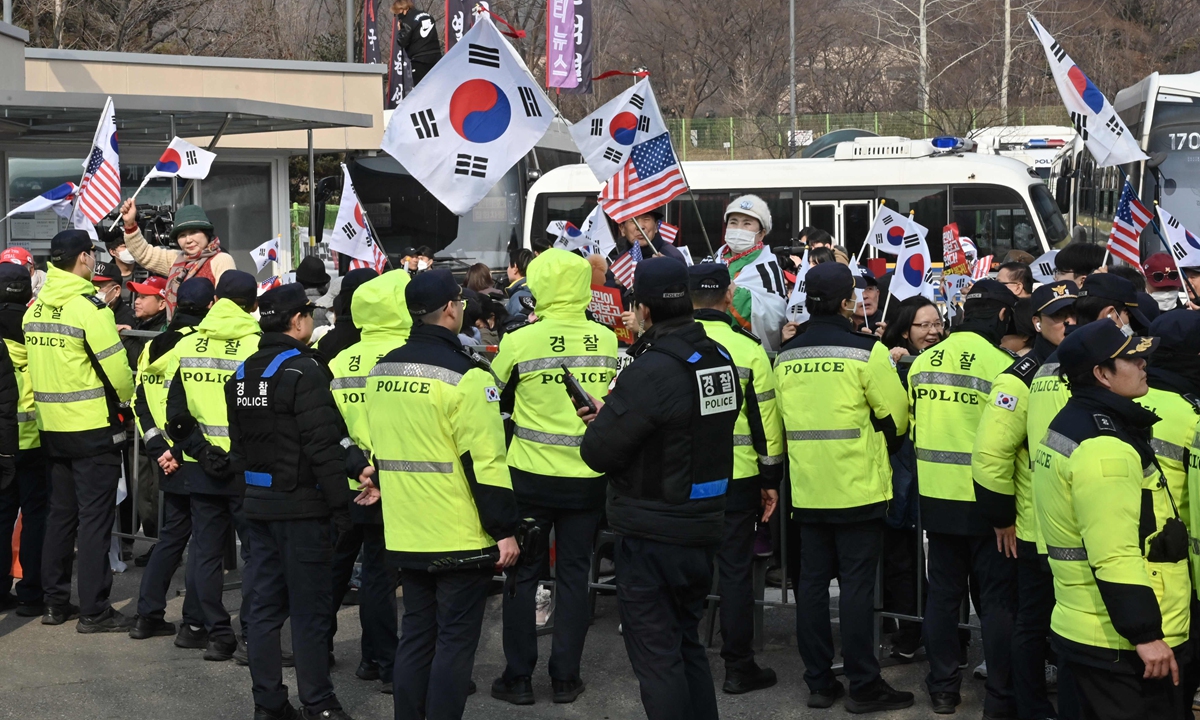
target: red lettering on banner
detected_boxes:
[588,284,634,344]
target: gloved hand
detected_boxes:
[331,508,353,537]
[197,444,232,481]
[0,454,14,491]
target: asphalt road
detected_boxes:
[0,538,1000,720]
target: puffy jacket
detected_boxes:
[365,323,518,568]
[0,304,35,451]
[909,328,1013,535]
[133,312,202,494]
[0,341,18,457]
[493,250,618,509]
[696,309,784,511]
[774,314,908,521]
[330,271,411,523]
[1035,387,1190,673]
[23,266,134,457]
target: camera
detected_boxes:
[103,204,175,246]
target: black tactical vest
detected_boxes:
[231,348,319,494]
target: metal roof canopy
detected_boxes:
[0,89,373,143]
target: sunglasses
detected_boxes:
[1151,270,1179,283]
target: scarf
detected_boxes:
[164,237,223,318]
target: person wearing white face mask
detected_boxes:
[1075,274,1153,339]
[103,233,142,304]
[719,195,788,350]
[1142,252,1185,313]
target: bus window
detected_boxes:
[1029,183,1069,248]
[880,187,948,260]
[951,185,1040,257]
[530,193,597,249]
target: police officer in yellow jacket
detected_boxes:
[775,262,913,711]
[490,249,617,705]
[689,262,784,695]
[360,269,520,720]
[1136,310,1200,707]
[328,269,409,691]
[0,264,46,619]
[128,277,214,642]
[1034,320,1190,718]
[25,229,135,631]
[166,270,261,660]
[971,279,1075,720]
[908,278,1019,715]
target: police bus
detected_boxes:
[524,135,1070,265]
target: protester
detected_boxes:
[316,267,379,364]
[104,228,142,303]
[464,262,500,296]
[24,229,135,631]
[1035,320,1189,718]
[996,261,1033,298]
[228,282,369,720]
[1143,253,1184,312]
[124,275,169,364]
[91,260,136,329]
[391,0,443,85]
[296,256,334,329]
[119,198,236,317]
[1,246,46,299]
[505,248,535,322]
[0,264,34,617]
[614,209,685,268]
[579,256,740,720]
[851,266,882,334]
[1002,249,1036,266]
[1053,242,1107,284]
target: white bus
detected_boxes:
[524,136,1069,264]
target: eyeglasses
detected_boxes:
[1151,270,1179,282]
[911,321,944,331]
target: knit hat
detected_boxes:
[169,205,214,242]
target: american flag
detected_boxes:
[610,241,641,288]
[1108,181,1152,268]
[971,254,993,280]
[658,222,679,244]
[599,132,688,223]
[350,242,389,273]
[77,98,122,224]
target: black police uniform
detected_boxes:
[131,280,213,640]
[227,284,363,719]
[580,257,741,720]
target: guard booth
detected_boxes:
[0,20,380,280]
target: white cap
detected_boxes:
[724,194,772,235]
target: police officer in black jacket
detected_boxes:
[226,283,372,720]
[579,257,741,720]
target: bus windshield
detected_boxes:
[1148,97,1200,234]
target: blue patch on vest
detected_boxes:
[264,349,302,378]
[245,471,273,488]
[235,362,246,380]
[686,352,702,364]
[717,347,730,361]
[689,478,728,499]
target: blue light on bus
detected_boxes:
[931,136,962,149]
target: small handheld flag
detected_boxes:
[2,182,77,221]
[327,164,379,263]
[251,237,281,273]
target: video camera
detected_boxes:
[104,204,175,247]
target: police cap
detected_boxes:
[49,229,94,265]
[406,268,461,315]
[1078,273,1151,328]
[1057,319,1157,379]
[214,270,258,305]
[1031,280,1077,316]
[259,283,314,319]
[688,262,730,293]
[176,277,215,310]
[963,278,1019,308]
[0,263,31,305]
[1148,308,1200,355]
[805,262,855,302]
[633,256,689,302]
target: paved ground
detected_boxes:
[0,539,1000,720]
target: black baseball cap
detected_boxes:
[1078,273,1151,328]
[1149,308,1200,355]
[214,270,258,305]
[688,263,730,293]
[49,229,94,265]
[91,260,120,284]
[633,256,688,302]
[259,283,314,319]
[963,278,1019,308]
[1031,280,1077,316]
[405,268,461,315]
[1057,319,1158,378]
[176,277,215,310]
[0,263,31,305]
[855,265,878,288]
[805,262,855,302]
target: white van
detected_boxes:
[524,136,1070,263]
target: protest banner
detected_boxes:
[589,284,635,343]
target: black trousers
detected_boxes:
[615,534,718,720]
[881,525,924,647]
[245,518,340,713]
[392,566,492,720]
[796,519,884,694]
[330,522,398,673]
[1179,598,1200,720]
[189,492,250,641]
[501,503,601,682]
[42,452,121,616]
[924,532,1017,717]
[1012,539,1056,720]
[716,509,758,671]
[0,448,48,604]
[1067,658,1185,720]
[135,492,203,625]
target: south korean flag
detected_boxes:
[380,16,553,215]
[862,205,910,256]
[327,163,379,262]
[569,77,669,185]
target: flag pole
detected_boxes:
[1154,200,1200,307]
[108,176,152,232]
[856,199,888,263]
[674,162,715,260]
